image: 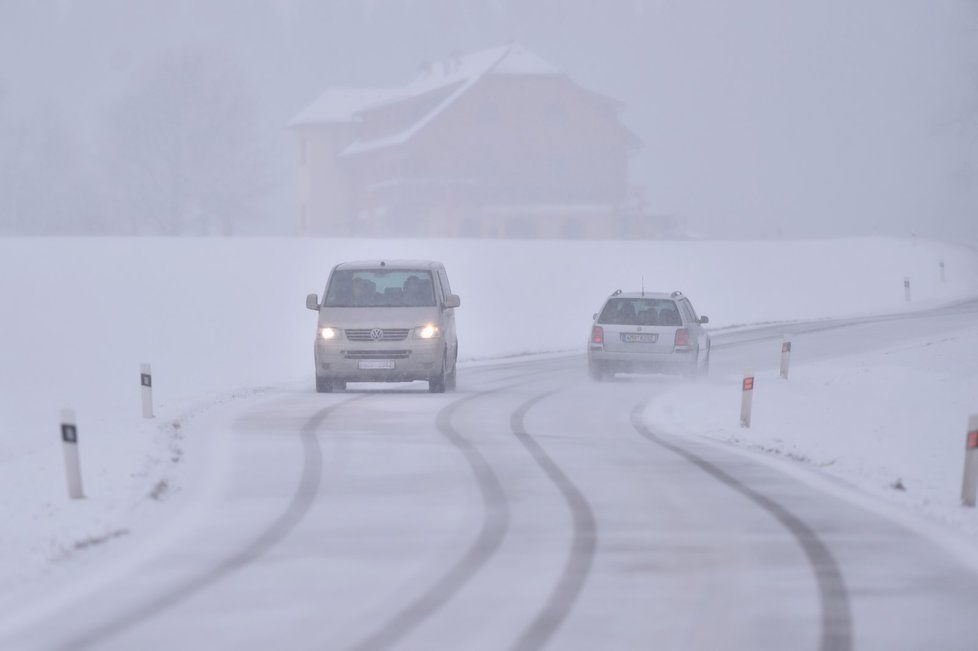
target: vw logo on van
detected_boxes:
[369,328,384,341]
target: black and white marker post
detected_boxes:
[961,415,978,507]
[740,370,754,428]
[904,277,911,302]
[61,408,84,499]
[780,337,792,380]
[940,260,946,284]
[141,363,154,419]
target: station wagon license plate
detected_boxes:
[621,333,658,344]
[358,360,396,370]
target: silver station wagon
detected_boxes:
[306,260,460,393]
[587,290,710,379]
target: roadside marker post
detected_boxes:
[780,338,792,380]
[740,370,754,428]
[61,409,84,499]
[940,261,946,284]
[904,277,911,303]
[962,415,978,507]
[141,363,154,419]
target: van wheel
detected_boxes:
[429,353,448,393]
[446,345,457,391]
[316,375,333,393]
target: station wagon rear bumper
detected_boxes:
[588,348,696,373]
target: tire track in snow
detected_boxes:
[508,389,597,651]
[60,393,368,650]
[346,364,576,651]
[629,401,853,651]
[347,387,511,651]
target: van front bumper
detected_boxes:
[315,340,444,382]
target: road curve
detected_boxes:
[629,401,851,651]
[3,302,978,650]
[56,394,370,650]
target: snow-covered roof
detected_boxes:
[289,88,397,126]
[289,44,567,143]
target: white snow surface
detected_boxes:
[647,322,978,539]
[1,235,976,594]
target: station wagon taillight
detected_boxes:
[674,328,690,347]
[591,325,604,345]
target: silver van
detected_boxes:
[588,290,710,379]
[306,260,460,393]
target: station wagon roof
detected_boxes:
[334,260,444,271]
[610,292,677,300]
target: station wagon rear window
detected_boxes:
[324,270,436,307]
[599,298,683,327]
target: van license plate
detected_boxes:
[622,333,658,343]
[358,360,396,370]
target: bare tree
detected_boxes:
[103,48,266,235]
[0,101,102,235]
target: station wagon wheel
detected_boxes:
[699,349,711,376]
[588,361,608,382]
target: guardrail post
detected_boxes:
[61,409,84,499]
[141,363,154,419]
[740,370,754,428]
[962,415,978,507]
[780,337,791,380]
[904,277,911,302]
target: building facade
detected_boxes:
[290,44,666,239]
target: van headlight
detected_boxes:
[320,326,338,340]
[415,324,439,339]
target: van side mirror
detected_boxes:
[699,315,709,324]
[306,293,320,311]
[444,294,461,309]
[592,313,598,320]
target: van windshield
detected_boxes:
[324,270,436,307]
[599,298,683,326]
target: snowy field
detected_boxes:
[1,235,977,596]
[646,319,978,539]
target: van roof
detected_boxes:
[334,260,445,271]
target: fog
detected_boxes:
[8,4,978,647]
[1,0,976,240]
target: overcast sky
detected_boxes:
[1,0,976,240]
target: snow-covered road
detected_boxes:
[5,300,978,650]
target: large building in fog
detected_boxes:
[289,44,663,239]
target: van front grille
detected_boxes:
[345,328,411,342]
[343,350,411,360]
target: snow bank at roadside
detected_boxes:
[646,325,978,538]
[0,235,976,590]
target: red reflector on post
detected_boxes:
[968,431,978,450]
[675,328,690,347]
[591,325,604,345]
[743,377,754,391]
